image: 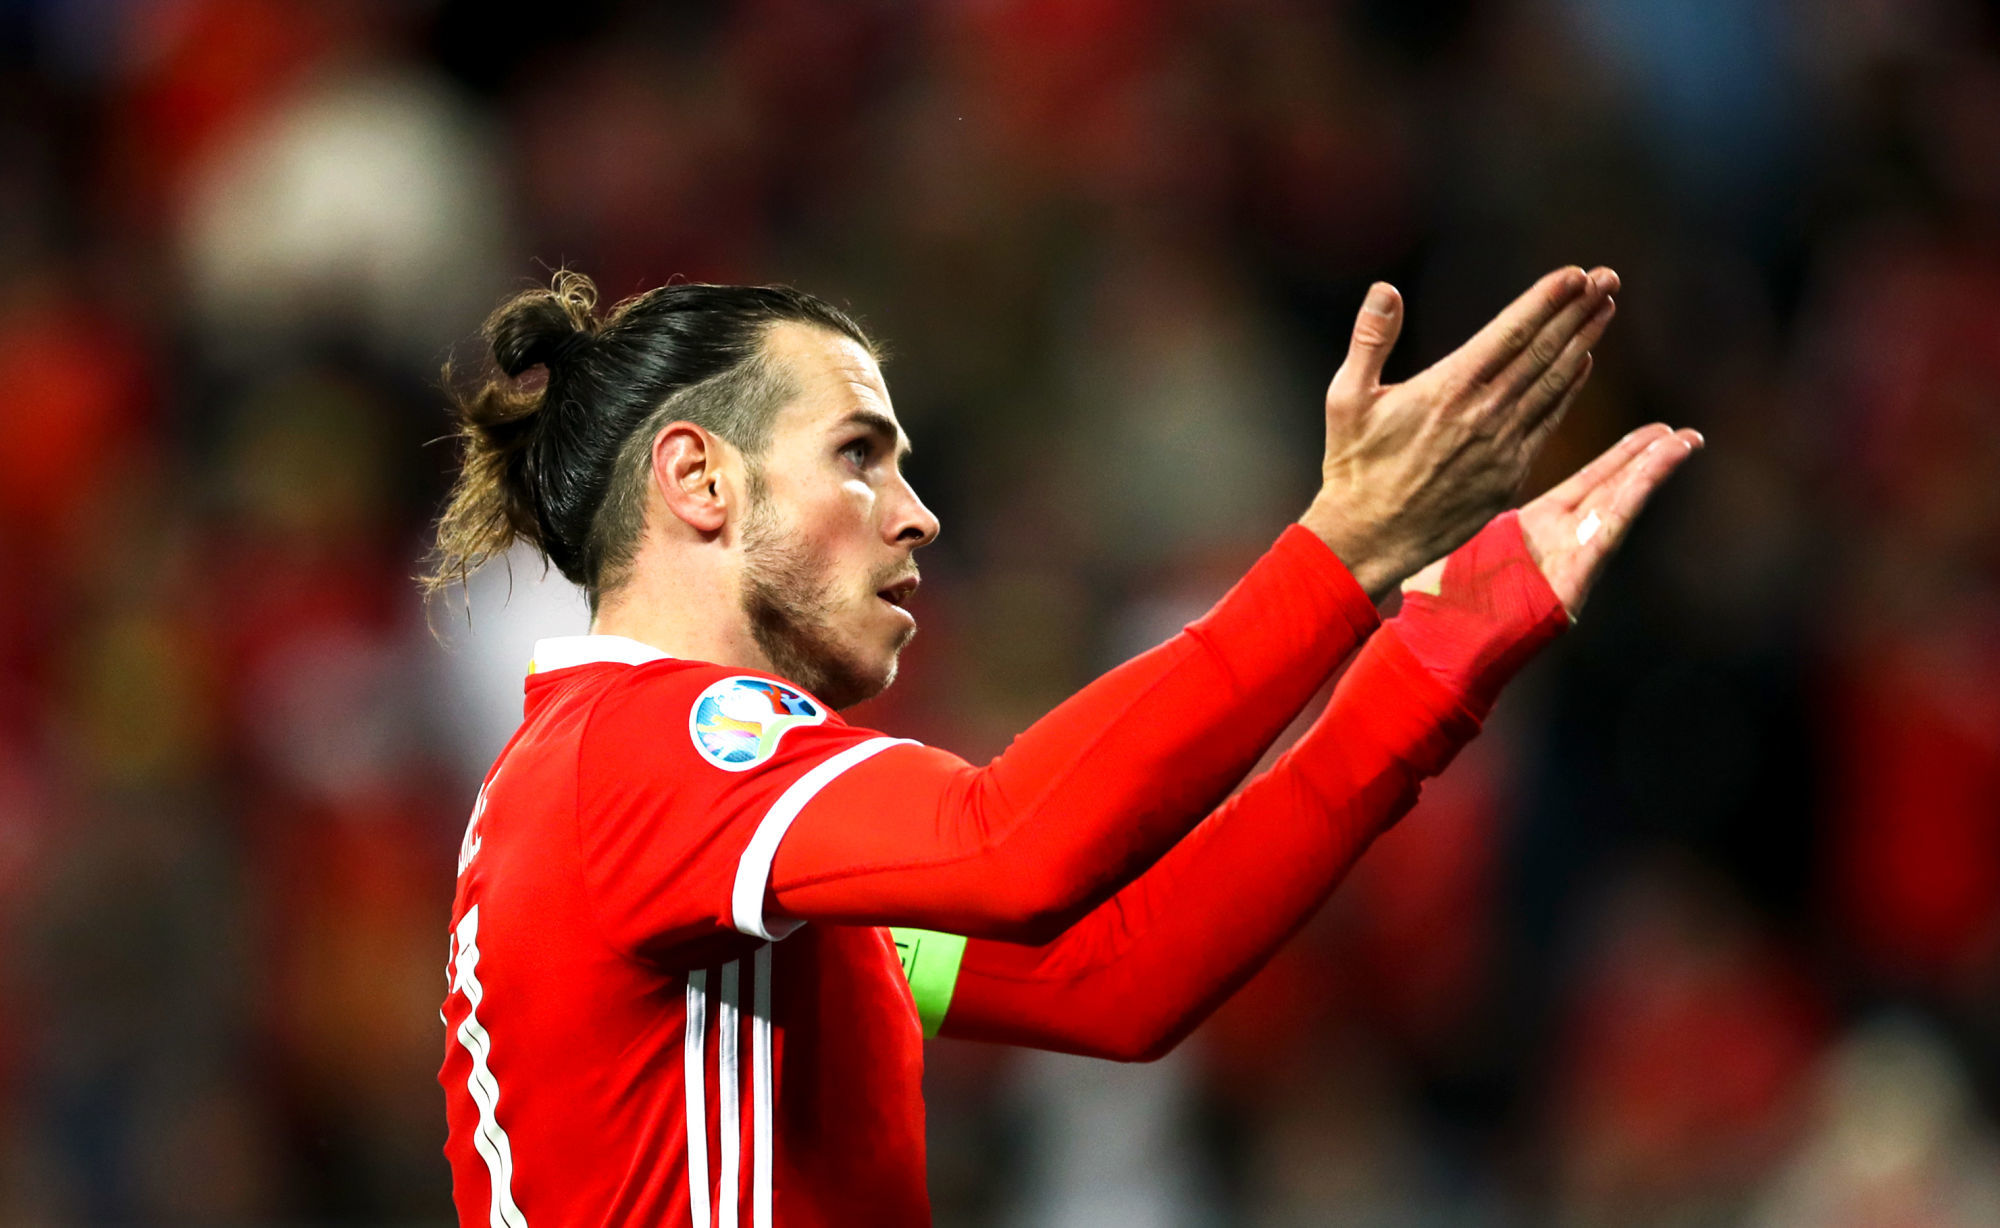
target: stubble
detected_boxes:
[739,492,911,709]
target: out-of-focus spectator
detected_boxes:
[1752,1016,2000,1228]
[1545,866,1824,1226]
[177,63,512,369]
[1795,51,2000,999]
[429,541,591,780]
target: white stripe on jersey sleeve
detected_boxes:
[717,960,741,1228]
[729,736,917,940]
[684,969,712,1228]
[751,944,774,1228]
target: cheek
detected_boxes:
[794,483,878,576]
[829,481,881,545]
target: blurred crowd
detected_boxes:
[1,0,1997,1223]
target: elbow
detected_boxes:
[1101,993,1208,1062]
[1130,1036,1181,1064]
[1093,1036,1172,1064]
[1037,986,1192,1062]
[953,856,1102,945]
[1126,1018,1195,1064]
[1075,1014,1186,1064]
[964,890,1089,946]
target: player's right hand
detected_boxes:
[1300,267,1618,600]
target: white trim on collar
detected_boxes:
[529,635,674,675]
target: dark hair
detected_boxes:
[424,270,875,608]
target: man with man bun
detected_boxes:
[431,266,1700,1227]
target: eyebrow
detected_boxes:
[840,407,914,463]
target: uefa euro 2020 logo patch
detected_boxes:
[689,676,827,771]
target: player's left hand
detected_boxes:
[1516,423,1704,617]
[1397,423,1703,619]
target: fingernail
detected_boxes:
[1688,429,1706,447]
[1363,283,1396,316]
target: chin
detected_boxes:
[744,584,913,710]
[817,641,903,711]
[829,617,924,709]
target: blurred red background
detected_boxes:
[1,1,1997,1223]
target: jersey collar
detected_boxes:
[528,634,674,675]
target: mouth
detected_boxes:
[876,575,919,615]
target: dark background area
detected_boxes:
[0,0,1996,1222]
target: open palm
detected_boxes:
[1517,424,1704,617]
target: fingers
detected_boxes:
[1605,429,1702,519]
[1541,422,1678,511]
[1520,353,1592,460]
[1508,312,1605,440]
[1328,282,1405,399]
[1496,282,1617,432]
[1526,425,1702,616]
[1580,429,1703,558]
[1441,266,1591,386]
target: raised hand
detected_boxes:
[1515,423,1704,617]
[1301,267,1620,599]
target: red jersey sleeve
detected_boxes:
[576,525,1377,956]
[936,512,1569,1059]
[937,627,1477,1059]
[763,525,1381,942]
[573,664,929,958]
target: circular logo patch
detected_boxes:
[688,676,827,771]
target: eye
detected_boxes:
[839,438,873,469]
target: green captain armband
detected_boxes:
[889,928,967,1038]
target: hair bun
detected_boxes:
[487,271,599,377]
[427,271,877,611]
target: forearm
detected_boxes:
[769,525,1380,941]
[935,512,1569,1056]
[937,626,1474,1058]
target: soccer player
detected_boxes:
[430,268,1699,1227]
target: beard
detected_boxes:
[740,495,914,710]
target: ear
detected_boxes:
[651,422,731,534]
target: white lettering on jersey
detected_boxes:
[458,770,498,877]
[450,906,527,1228]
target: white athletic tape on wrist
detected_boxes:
[1576,510,1602,546]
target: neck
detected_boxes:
[589,555,774,675]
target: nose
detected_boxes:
[887,473,941,549]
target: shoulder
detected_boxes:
[581,660,846,776]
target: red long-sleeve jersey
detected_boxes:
[439,518,1563,1227]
